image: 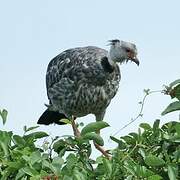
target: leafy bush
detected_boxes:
[0,79,180,180]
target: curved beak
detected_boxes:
[131,57,140,66]
[128,51,140,66]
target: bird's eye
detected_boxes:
[126,49,131,53]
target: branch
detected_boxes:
[111,90,163,137]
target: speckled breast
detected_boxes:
[49,80,119,118]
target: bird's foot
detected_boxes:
[94,142,111,160]
[71,117,111,159]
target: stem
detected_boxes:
[120,143,138,162]
[112,90,163,137]
[1,144,10,160]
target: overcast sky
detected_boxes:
[0,0,180,154]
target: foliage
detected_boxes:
[0,109,8,125]
[162,79,180,115]
[0,79,180,180]
[109,120,180,180]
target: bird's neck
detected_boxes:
[107,56,115,67]
[107,50,117,67]
[108,46,124,66]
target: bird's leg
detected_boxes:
[94,142,111,159]
[93,130,111,160]
[71,116,80,137]
[93,112,111,159]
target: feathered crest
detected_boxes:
[108,39,120,46]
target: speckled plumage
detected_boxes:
[38,40,139,125]
[46,46,120,121]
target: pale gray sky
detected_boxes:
[0,0,180,153]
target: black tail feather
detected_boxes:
[37,110,67,125]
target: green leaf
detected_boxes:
[170,84,180,100]
[102,158,112,175]
[124,160,137,176]
[0,109,8,125]
[169,79,180,88]
[42,159,51,169]
[153,119,160,130]
[22,155,30,162]
[0,130,12,159]
[1,167,15,180]
[13,135,26,147]
[60,118,71,124]
[39,170,48,178]
[140,123,152,130]
[22,166,39,176]
[134,165,154,178]
[94,163,106,176]
[175,123,180,135]
[145,155,165,166]
[147,175,163,180]
[25,126,39,133]
[126,175,133,180]
[63,175,73,180]
[161,101,180,115]
[129,132,139,141]
[66,153,77,170]
[6,161,24,169]
[24,131,49,140]
[110,136,121,144]
[23,125,27,132]
[81,121,109,135]
[161,121,177,132]
[30,175,41,180]
[121,135,136,145]
[51,157,64,176]
[138,148,146,159]
[52,156,64,166]
[110,136,126,148]
[53,139,66,153]
[15,168,26,180]
[73,169,86,180]
[168,165,177,180]
[82,132,104,146]
[30,151,42,165]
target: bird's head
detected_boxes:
[108,39,139,66]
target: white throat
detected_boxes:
[107,53,116,66]
[107,44,121,66]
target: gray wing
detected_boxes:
[46,46,119,100]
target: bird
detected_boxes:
[38,39,139,127]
